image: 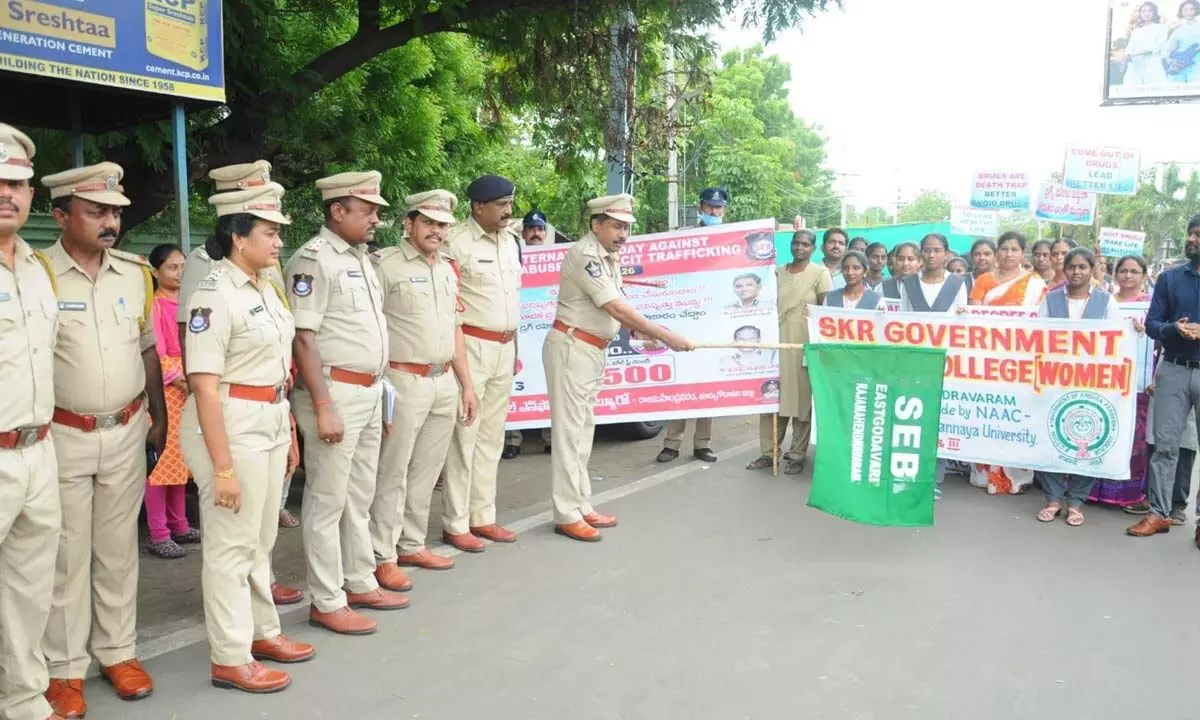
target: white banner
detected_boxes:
[808,307,1138,478]
[1098,227,1147,257]
[1063,145,1140,196]
[950,204,999,237]
[506,219,782,429]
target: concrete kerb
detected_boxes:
[119,437,763,671]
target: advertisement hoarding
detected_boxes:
[1103,0,1200,105]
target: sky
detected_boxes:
[713,0,1200,212]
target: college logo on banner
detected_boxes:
[1047,392,1119,466]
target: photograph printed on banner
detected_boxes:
[1105,0,1200,103]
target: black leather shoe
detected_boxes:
[656,448,679,463]
[543,444,552,454]
[501,445,521,460]
[693,448,718,463]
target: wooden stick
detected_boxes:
[622,278,668,288]
[772,412,779,477]
[693,342,806,351]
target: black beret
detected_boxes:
[466,175,516,203]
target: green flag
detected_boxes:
[805,344,947,527]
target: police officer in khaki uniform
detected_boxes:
[503,209,552,459]
[176,161,304,608]
[440,175,521,549]
[656,187,728,465]
[368,190,480,583]
[287,171,407,636]
[0,125,67,720]
[179,183,315,694]
[546,194,693,542]
[39,162,166,715]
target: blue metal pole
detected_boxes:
[69,92,83,167]
[172,102,191,252]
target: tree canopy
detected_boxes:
[27,0,838,237]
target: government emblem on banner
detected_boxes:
[1047,391,1119,466]
[743,230,776,262]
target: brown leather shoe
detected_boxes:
[470,523,517,543]
[46,678,85,718]
[308,606,377,635]
[374,561,414,591]
[271,582,304,605]
[443,530,486,553]
[100,659,152,700]
[347,587,410,611]
[250,635,316,664]
[211,661,291,694]
[583,511,618,529]
[554,520,601,542]
[397,548,455,570]
[1127,514,1172,536]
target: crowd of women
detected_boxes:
[753,226,1168,528]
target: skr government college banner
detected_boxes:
[506,219,782,430]
[808,307,1139,479]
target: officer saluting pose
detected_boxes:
[0,124,67,720]
[41,162,166,717]
[287,171,407,636]
[369,190,478,587]
[546,194,693,542]
[179,182,315,694]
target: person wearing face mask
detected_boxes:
[656,188,726,465]
[697,187,727,227]
[40,162,167,715]
[368,190,479,585]
[546,194,694,541]
[503,209,553,459]
[287,171,407,637]
[440,176,522,554]
[0,124,68,720]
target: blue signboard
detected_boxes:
[0,0,224,101]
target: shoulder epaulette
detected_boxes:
[31,248,57,296]
[299,237,326,259]
[196,246,211,261]
[197,267,226,291]
[371,247,400,264]
[109,248,150,267]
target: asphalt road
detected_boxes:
[85,424,1200,720]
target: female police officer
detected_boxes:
[179,182,315,694]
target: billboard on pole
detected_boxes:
[1103,0,1200,105]
[0,0,225,101]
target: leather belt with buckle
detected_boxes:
[1164,355,1200,370]
[0,424,50,450]
[552,319,610,350]
[329,367,383,387]
[228,384,287,403]
[462,325,515,344]
[52,396,144,433]
[389,361,452,378]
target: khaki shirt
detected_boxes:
[443,217,521,332]
[178,245,286,322]
[283,226,387,374]
[371,241,459,365]
[555,232,622,339]
[46,242,155,414]
[184,259,294,386]
[0,236,58,430]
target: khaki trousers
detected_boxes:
[179,395,290,666]
[758,414,811,458]
[370,370,457,560]
[45,407,146,678]
[442,336,514,534]
[0,439,59,720]
[544,331,606,524]
[663,417,713,451]
[294,377,383,614]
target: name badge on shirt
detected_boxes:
[250,305,265,315]
[0,292,10,302]
[347,270,364,278]
[477,259,494,264]
[58,301,87,311]
[409,277,428,283]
